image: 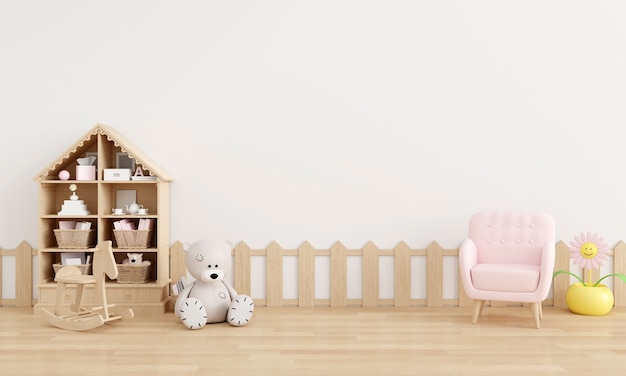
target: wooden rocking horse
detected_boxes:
[42,240,134,331]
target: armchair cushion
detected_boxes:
[471,263,540,293]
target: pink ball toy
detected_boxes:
[58,170,70,180]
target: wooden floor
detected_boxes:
[1,306,625,375]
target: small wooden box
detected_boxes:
[116,264,151,283]
[53,229,96,248]
[113,229,153,249]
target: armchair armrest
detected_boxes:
[459,239,477,268]
[459,239,478,292]
[536,241,556,298]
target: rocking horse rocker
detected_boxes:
[42,240,134,331]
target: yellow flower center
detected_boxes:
[580,242,598,259]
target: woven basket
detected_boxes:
[53,229,96,248]
[53,263,92,275]
[113,229,153,249]
[116,264,151,283]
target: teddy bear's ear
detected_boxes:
[182,242,192,252]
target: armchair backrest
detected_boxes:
[469,210,555,265]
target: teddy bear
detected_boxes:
[174,239,254,329]
[122,252,151,265]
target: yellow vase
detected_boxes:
[565,283,614,316]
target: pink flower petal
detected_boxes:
[573,235,583,247]
[595,258,604,268]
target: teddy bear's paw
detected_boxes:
[179,297,208,330]
[227,295,254,327]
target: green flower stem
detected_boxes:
[594,273,626,287]
[553,270,626,287]
[553,270,586,286]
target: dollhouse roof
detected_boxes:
[34,123,173,182]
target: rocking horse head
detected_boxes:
[92,240,118,280]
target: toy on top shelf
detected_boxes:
[76,156,96,180]
[58,184,90,215]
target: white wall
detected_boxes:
[2,1,626,295]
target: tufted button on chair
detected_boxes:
[459,210,556,328]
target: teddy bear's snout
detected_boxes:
[200,269,224,283]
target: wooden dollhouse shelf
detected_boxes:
[33,124,172,316]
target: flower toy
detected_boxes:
[553,232,626,315]
[553,232,626,286]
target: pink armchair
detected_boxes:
[459,210,555,328]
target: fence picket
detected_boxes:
[362,241,379,307]
[298,241,315,307]
[266,241,283,307]
[16,241,33,307]
[613,241,626,307]
[553,241,570,307]
[233,241,252,296]
[330,241,347,307]
[0,241,35,307]
[394,241,411,307]
[426,241,443,307]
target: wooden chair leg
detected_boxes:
[530,302,541,329]
[472,300,484,324]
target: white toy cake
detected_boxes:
[58,184,90,215]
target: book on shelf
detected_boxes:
[57,221,91,230]
[61,252,86,265]
[112,218,153,231]
[58,221,76,229]
[74,221,92,230]
[138,218,154,230]
[113,218,136,230]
